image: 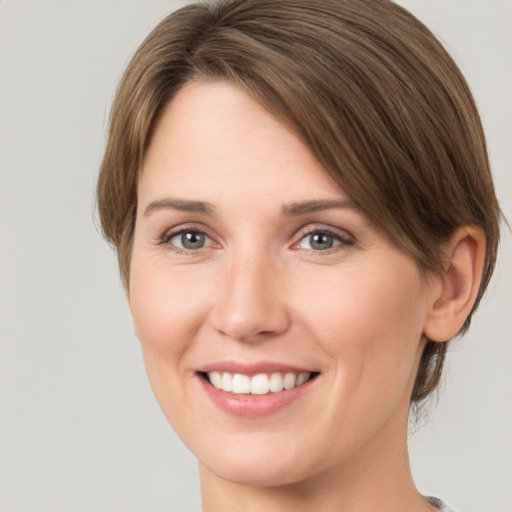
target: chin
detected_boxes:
[194,432,325,488]
[203,456,309,488]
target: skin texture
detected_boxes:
[128,81,485,512]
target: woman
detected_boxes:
[97,0,502,510]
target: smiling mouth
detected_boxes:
[199,371,320,395]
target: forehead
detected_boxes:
[139,80,349,205]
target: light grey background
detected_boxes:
[0,1,510,511]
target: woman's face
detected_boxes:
[129,81,434,487]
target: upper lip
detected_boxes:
[197,361,317,376]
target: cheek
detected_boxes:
[127,256,220,442]
[283,260,427,463]
[299,260,424,341]
[127,252,216,411]
[129,255,210,353]
[294,258,427,399]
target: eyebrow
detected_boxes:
[143,198,216,217]
[142,197,360,218]
[281,198,361,216]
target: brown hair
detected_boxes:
[97,0,502,406]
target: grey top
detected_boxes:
[427,496,456,512]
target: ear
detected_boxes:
[423,226,486,342]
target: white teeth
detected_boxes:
[269,372,284,392]
[251,374,270,395]
[232,374,251,394]
[296,372,310,386]
[222,372,233,392]
[209,371,222,389]
[206,371,312,394]
[283,372,296,390]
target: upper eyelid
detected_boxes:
[291,225,356,253]
[295,231,351,249]
[160,223,213,239]
[295,223,354,241]
[158,224,217,248]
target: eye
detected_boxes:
[166,229,213,251]
[296,229,352,251]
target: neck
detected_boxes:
[199,404,436,512]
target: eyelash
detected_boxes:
[158,225,355,254]
[293,227,355,253]
[158,225,216,254]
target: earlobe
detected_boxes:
[423,226,486,342]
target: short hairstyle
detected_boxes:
[97,0,502,406]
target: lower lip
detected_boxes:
[197,375,317,417]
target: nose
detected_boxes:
[209,252,291,343]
